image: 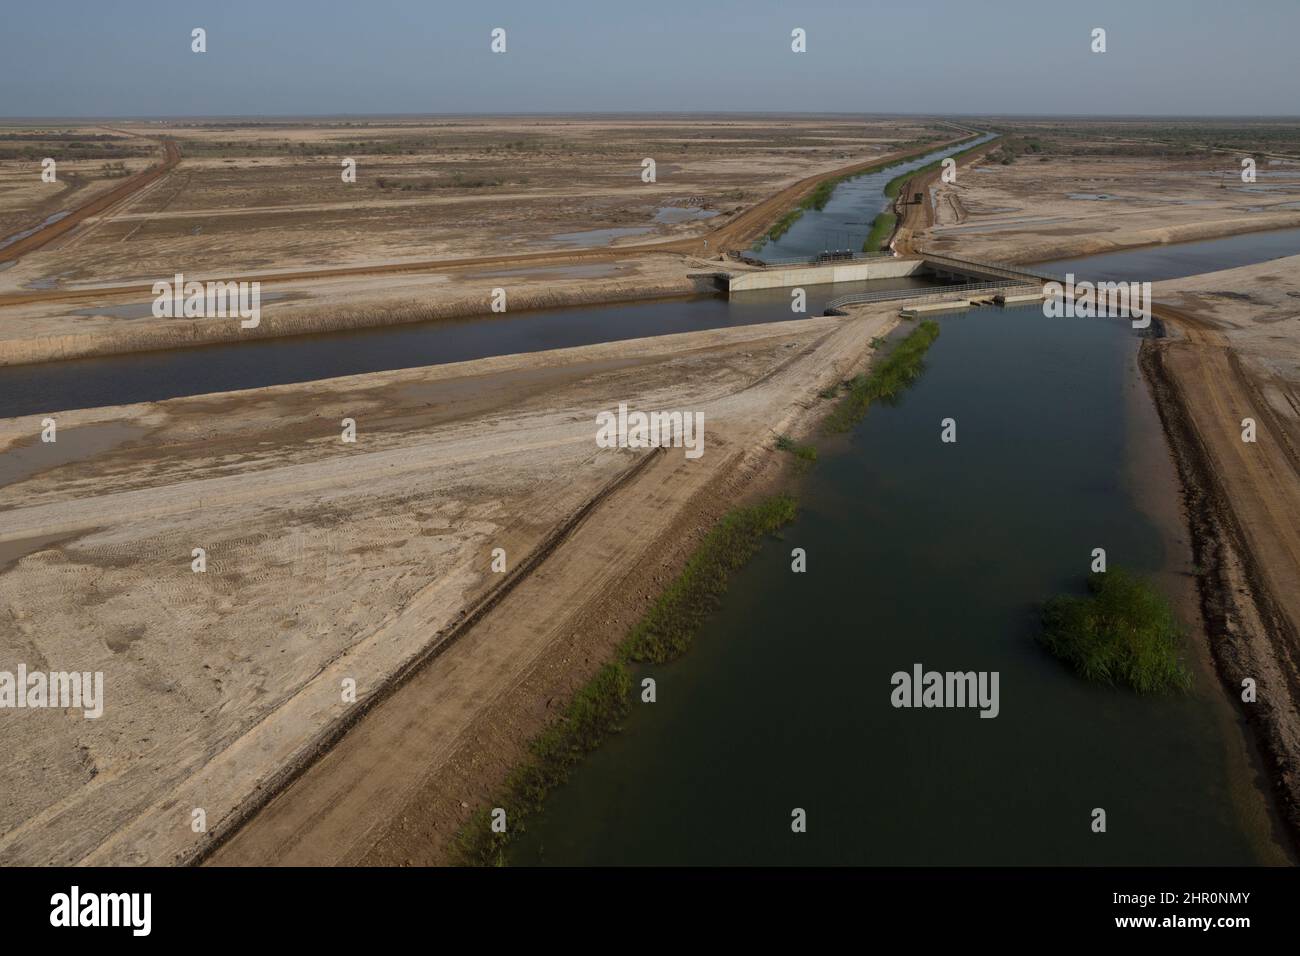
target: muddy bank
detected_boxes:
[1141,317,1300,851]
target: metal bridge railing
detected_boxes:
[748,250,895,267]
[918,251,1061,282]
[825,279,1041,313]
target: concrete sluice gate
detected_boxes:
[722,255,1050,318]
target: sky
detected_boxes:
[1,0,1297,117]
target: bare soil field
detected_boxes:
[0,116,944,293]
[0,116,963,365]
[0,304,894,865]
[0,252,719,365]
[920,140,1300,262]
[0,126,157,241]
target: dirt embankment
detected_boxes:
[0,263,708,366]
[202,309,898,867]
[0,307,895,866]
[1142,304,1300,847]
[891,142,996,256]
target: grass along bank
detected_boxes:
[452,493,799,865]
[752,134,981,251]
[882,137,995,201]
[823,320,941,433]
[756,176,855,247]
[776,433,818,462]
[453,315,943,864]
[862,211,896,253]
[1039,569,1192,693]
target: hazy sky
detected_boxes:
[2,0,1297,117]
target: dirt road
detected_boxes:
[892,142,995,255]
[0,140,181,265]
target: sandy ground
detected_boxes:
[0,305,893,865]
[0,252,722,365]
[0,118,969,365]
[0,124,158,238]
[1152,262,1300,708]
[921,152,1300,263]
[0,117,941,293]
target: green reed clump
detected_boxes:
[453,494,798,864]
[775,434,818,461]
[765,209,803,242]
[1039,569,1192,694]
[862,211,897,252]
[621,494,798,664]
[452,661,632,866]
[823,320,940,433]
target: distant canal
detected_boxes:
[0,276,929,418]
[1042,226,1300,282]
[510,300,1291,865]
[755,133,997,260]
[14,221,1300,418]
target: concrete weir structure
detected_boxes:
[725,252,1057,298]
[727,257,925,293]
[720,252,1057,316]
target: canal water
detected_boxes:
[18,222,1300,418]
[754,133,998,259]
[495,147,1300,867]
[0,277,934,418]
[1042,226,1300,283]
[509,302,1291,866]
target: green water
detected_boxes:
[510,306,1290,866]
